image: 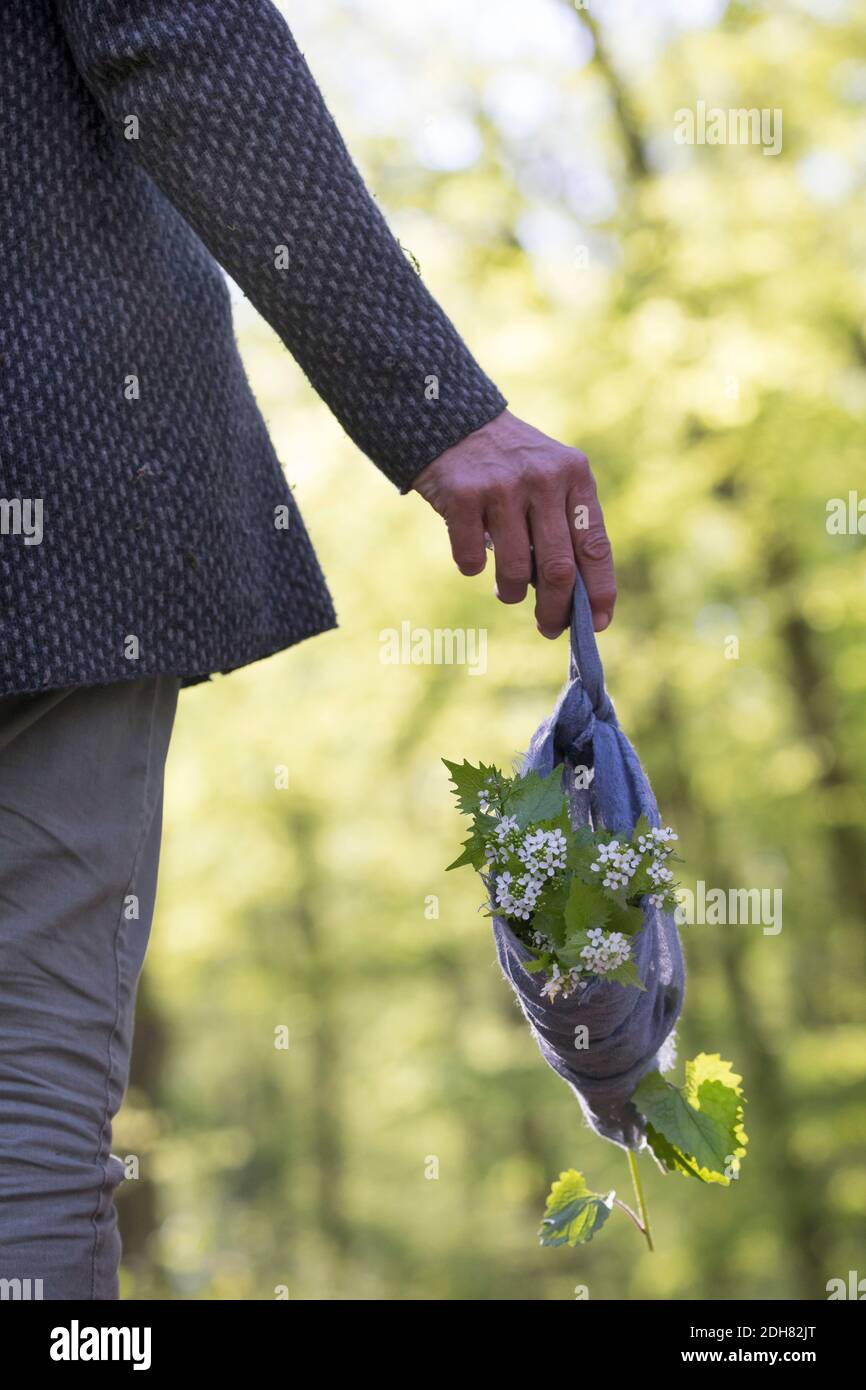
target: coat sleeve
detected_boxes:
[53,0,507,491]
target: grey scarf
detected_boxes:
[491,575,685,1149]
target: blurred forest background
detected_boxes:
[117,0,866,1299]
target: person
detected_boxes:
[0,0,616,1300]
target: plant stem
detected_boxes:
[611,1196,644,1237]
[627,1149,654,1252]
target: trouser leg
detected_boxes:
[0,674,180,1300]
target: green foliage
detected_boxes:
[564,875,612,935]
[540,1055,747,1252]
[445,813,497,872]
[634,1055,748,1186]
[605,957,647,992]
[442,758,502,818]
[530,876,571,950]
[508,765,568,828]
[567,826,602,882]
[444,757,678,998]
[539,1171,614,1247]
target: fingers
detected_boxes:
[412,410,616,639]
[485,501,533,605]
[567,456,617,632]
[445,500,488,577]
[528,487,577,639]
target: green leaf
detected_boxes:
[521,952,551,974]
[564,875,610,936]
[541,800,573,839]
[529,876,570,949]
[635,1070,732,1178]
[643,1124,704,1180]
[445,835,485,873]
[539,1170,614,1247]
[442,759,504,818]
[508,765,567,829]
[557,929,591,969]
[685,1054,749,1182]
[605,956,646,991]
[624,858,656,899]
[568,830,601,884]
[634,1055,748,1184]
[604,896,645,937]
[445,812,497,871]
[685,1052,744,1101]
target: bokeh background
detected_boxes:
[116,0,866,1299]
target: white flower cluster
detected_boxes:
[482,813,678,1000]
[488,821,567,921]
[588,825,678,908]
[494,870,544,921]
[517,826,567,877]
[579,927,631,975]
[637,825,678,908]
[535,927,632,1000]
[589,838,641,890]
[639,826,678,849]
[484,815,520,863]
[539,962,588,1003]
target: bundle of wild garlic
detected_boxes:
[445,756,748,1251]
[445,759,680,1001]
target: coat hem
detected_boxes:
[0,615,340,702]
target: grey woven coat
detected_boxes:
[0,1,507,697]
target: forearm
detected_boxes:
[55,0,506,489]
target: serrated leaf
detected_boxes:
[442,758,503,818]
[564,876,610,936]
[634,1057,748,1184]
[604,896,645,937]
[539,1170,614,1247]
[568,833,601,884]
[685,1052,743,1098]
[529,876,570,949]
[508,765,567,829]
[541,801,573,838]
[557,928,591,969]
[643,1124,704,1180]
[604,956,647,991]
[521,953,551,974]
[684,1055,748,1181]
[634,1070,732,1175]
[625,858,656,900]
[445,836,485,873]
[445,812,497,872]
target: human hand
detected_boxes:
[411,409,616,638]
